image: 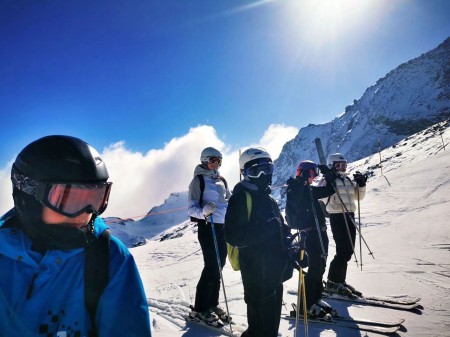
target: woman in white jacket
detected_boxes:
[320,153,367,297]
[188,147,231,323]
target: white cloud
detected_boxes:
[0,160,14,213]
[0,124,298,219]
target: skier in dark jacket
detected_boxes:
[224,147,295,337]
[285,160,335,318]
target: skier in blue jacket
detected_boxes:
[0,135,152,337]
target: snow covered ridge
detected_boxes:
[104,192,190,247]
[106,121,449,248]
[273,37,450,188]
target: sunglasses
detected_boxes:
[208,157,222,165]
[12,166,112,218]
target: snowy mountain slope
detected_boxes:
[273,37,450,189]
[127,121,450,336]
[104,192,189,247]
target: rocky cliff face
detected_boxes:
[273,37,450,188]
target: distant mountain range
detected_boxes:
[109,119,449,246]
[272,37,450,188]
[106,38,450,243]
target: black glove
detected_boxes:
[318,164,332,175]
[289,245,309,270]
[353,171,368,187]
[288,233,308,270]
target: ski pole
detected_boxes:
[357,187,363,271]
[295,235,308,337]
[307,186,327,261]
[340,203,359,268]
[209,214,233,335]
[333,184,375,259]
[301,269,308,337]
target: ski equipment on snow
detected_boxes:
[322,291,422,310]
[209,214,233,335]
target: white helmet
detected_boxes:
[239,147,272,170]
[327,153,347,171]
[200,147,222,163]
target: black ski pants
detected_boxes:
[302,228,329,309]
[194,221,227,312]
[327,212,356,283]
[243,282,283,337]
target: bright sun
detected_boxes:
[286,0,383,42]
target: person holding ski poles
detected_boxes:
[224,147,299,337]
[285,160,336,318]
[318,153,368,296]
[188,147,231,323]
[0,135,151,337]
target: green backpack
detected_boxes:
[227,191,252,271]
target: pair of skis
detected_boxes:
[322,291,422,310]
[284,304,404,335]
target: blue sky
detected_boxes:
[1,0,450,217]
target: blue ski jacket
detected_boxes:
[0,211,152,337]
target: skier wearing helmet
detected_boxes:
[188,147,232,323]
[0,135,151,337]
[224,147,297,337]
[319,153,368,297]
[285,160,336,318]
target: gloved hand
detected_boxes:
[318,164,332,175]
[288,244,309,270]
[318,164,337,184]
[202,201,216,218]
[353,171,368,187]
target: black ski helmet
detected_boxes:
[13,135,109,183]
[11,135,110,250]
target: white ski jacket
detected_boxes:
[319,173,366,214]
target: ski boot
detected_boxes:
[189,307,222,327]
[308,303,333,321]
[343,282,362,297]
[211,305,232,323]
[317,299,339,317]
[325,280,356,298]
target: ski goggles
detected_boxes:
[307,168,319,178]
[208,157,222,165]
[245,162,274,178]
[296,166,319,178]
[333,161,347,171]
[12,166,112,217]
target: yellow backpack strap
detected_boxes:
[244,191,252,221]
[227,191,252,272]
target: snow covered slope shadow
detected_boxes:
[130,121,449,336]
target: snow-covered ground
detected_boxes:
[117,122,450,336]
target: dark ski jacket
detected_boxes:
[285,177,335,231]
[224,180,293,291]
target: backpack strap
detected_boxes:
[198,174,205,206]
[85,229,111,337]
[191,174,228,223]
[220,176,228,190]
[244,191,252,220]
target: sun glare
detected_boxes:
[286,0,383,43]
